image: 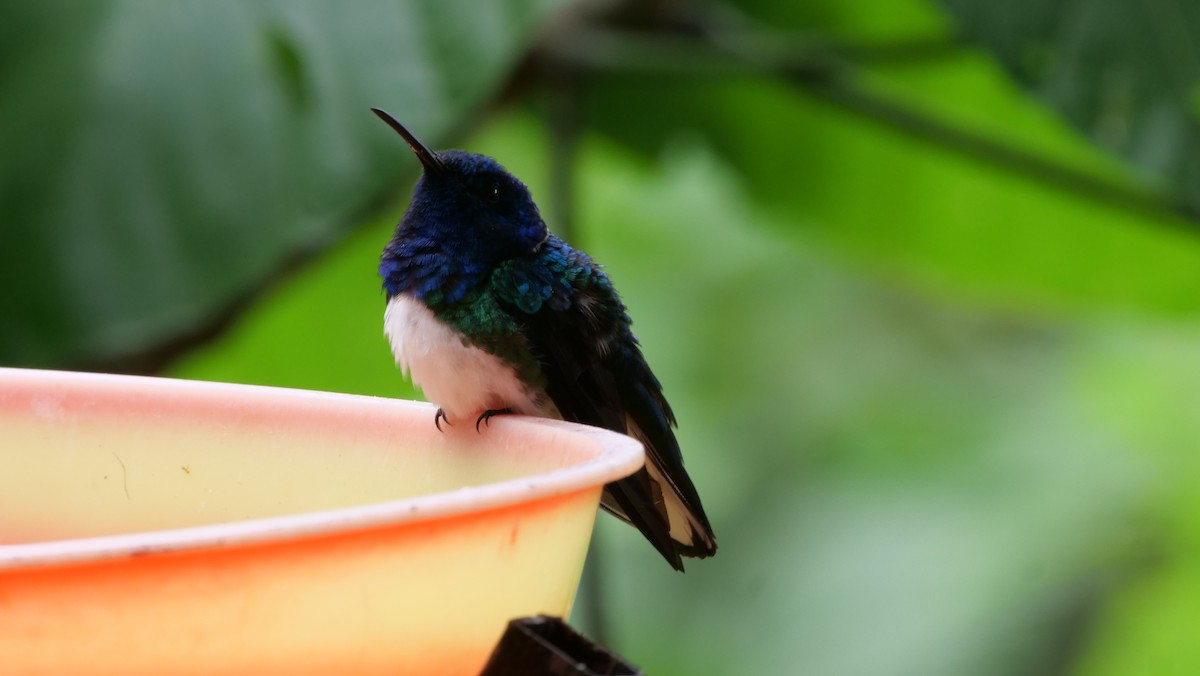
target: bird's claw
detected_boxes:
[475,408,514,433]
[434,408,450,432]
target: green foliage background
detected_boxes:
[6,0,1200,673]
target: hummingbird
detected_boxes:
[371,108,716,571]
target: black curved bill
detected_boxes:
[370,107,446,175]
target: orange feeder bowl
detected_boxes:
[0,368,643,675]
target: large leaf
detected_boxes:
[939,0,1200,219]
[584,71,1200,318]
[576,0,1200,318]
[0,0,570,368]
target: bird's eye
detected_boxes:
[468,176,505,205]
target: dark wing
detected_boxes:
[492,236,716,571]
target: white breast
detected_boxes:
[384,295,557,424]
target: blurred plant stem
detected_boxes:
[580,528,612,648]
[543,55,583,245]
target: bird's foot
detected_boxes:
[434,408,451,432]
[475,407,514,433]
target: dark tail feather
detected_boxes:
[600,468,710,573]
[600,468,687,571]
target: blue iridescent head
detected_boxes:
[372,108,549,303]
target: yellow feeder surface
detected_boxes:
[0,368,644,675]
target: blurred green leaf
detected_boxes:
[939,0,1200,218]
[1067,328,1200,676]
[728,0,948,40]
[0,0,570,368]
[582,63,1200,318]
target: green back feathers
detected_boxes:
[424,235,610,387]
